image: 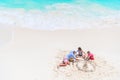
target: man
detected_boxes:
[57,51,77,68]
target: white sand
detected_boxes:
[0,26,120,80]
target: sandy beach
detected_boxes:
[0,26,120,80]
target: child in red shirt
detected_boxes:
[86,51,94,60]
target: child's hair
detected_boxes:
[87,51,90,53]
[78,47,82,51]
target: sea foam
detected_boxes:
[0,2,120,30]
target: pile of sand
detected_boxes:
[53,50,120,80]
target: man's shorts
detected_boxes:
[69,58,74,62]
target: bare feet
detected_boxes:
[57,65,60,69]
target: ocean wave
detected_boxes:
[0,2,120,30]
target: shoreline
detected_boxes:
[0,7,120,30]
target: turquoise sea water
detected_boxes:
[0,0,120,10]
[0,0,73,10]
[90,0,120,10]
[0,0,120,30]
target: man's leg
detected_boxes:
[57,60,70,69]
